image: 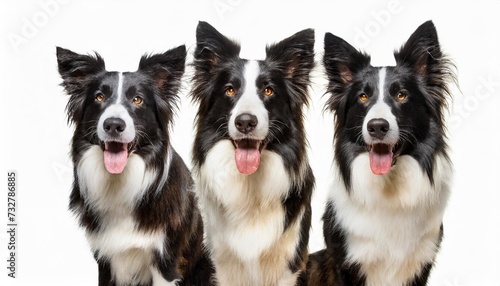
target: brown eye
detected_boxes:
[132,96,143,105]
[95,93,105,102]
[396,92,407,102]
[225,86,236,97]
[264,87,274,96]
[359,93,368,102]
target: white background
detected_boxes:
[1,1,499,285]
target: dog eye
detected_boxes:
[132,96,143,105]
[396,92,407,102]
[225,86,236,97]
[263,87,274,97]
[359,93,368,102]
[95,93,105,102]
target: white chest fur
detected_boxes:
[195,140,300,285]
[329,153,452,285]
[77,146,171,285]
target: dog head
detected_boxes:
[57,46,186,174]
[192,21,314,175]
[324,21,454,180]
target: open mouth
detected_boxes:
[232,138,267,175]
[100,141,134,174]
[367,143,403,175]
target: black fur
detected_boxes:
[307,21,455,286]
[57,46,213,286]
[192,22,315,174]
[324,21,454,189]
[191,21,315,284]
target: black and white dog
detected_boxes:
[57,46,212,286]
[307,21,455,285]
[191,21,315,285]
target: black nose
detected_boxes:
[103,117,126,136]
[235,113,258,134]
[367,118,390,140]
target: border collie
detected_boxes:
[57,46,212,286]
[191,21,315,285]
[307,21,455,285]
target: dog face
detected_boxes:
[57,46,186,173]
[324,21,454,181]
[192,21,315,174]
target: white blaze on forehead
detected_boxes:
[116,72,124,103]
[228,60,269,140]
[97,72,136,143]
[378,68,386,101]
[362,67,399,144]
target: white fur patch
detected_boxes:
[97,72,135,143]
[78,145,174,285]
[195,139,300,285]
[362,68,399,145]
[110,249,152,285]
[328,153,452,285]
[151,267,180,286]
[97,103,136,143]
[77,145,154,211]
[198,140,289,259]
[228,60,269,140]
[117,72,124,102]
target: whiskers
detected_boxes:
[215,116,229,137]
[268,119,287,144]
[354,129,365,147]
[82,120,99,142]
[134,128,155,148]
[397,128,418,149]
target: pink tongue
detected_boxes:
[369,151,393,175]
[103,144,128,174]
[235,148,261,175]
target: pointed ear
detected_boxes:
[56,47,106,124]
[56,46,105,94]
[265,29,315,79]
[194,21,240,70]
[323,32,370,86]
[394,20,441,78]
[264,29,315,107]
[138,45,187,96]
[395,21,456,125]
[323,33,370,112]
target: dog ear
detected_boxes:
[138,44,187,96]
[323,33,371,112]
[139,45,186,128]
[394,20,442,78]
[191,21,240,104]
[265,29,315,79]
[56,47,105,93]
[265,29,315,106]
[394,20,455,126]
[194,21,241,70]
[56,47,106,124]
[323,32,371,85]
